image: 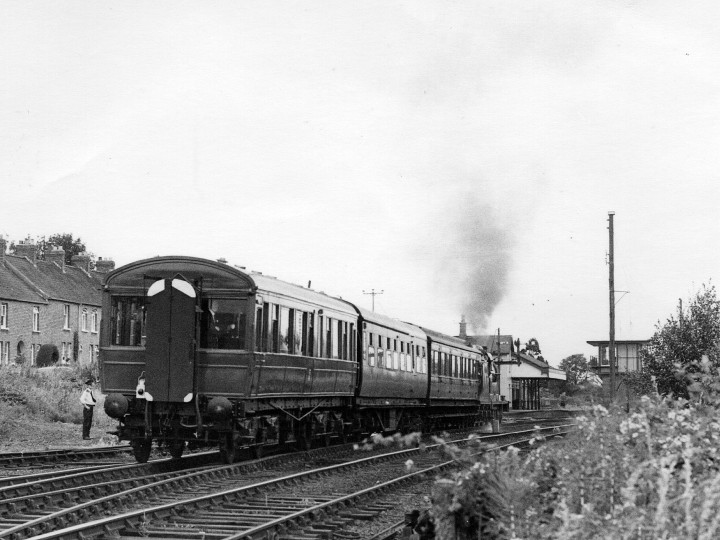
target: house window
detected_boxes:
[32,307,40,332]
[81,309,88,332]
[61,343,67,362]
[30,344,36,365]
[63,304,70,330]
[91,310,98,333]
[0,303,7,329]
[1,342,9,365]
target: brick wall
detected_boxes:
[0,299,100,366]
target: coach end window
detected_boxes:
[201,298,247,350]
[111,297,145,346]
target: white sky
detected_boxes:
[2,1,719,365]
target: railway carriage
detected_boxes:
[100,256,505,463]
[423,328,501,428]
[353,307,429,433]
[101,256,358,462]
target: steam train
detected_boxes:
[99,256,504,463]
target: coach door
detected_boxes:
[144,278,197,403]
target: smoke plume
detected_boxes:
[437,196,515,333]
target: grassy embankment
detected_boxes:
[0,363,117,450]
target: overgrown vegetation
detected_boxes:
[424,367,720,538]
[0,362,98,424]
[419,282,720,539]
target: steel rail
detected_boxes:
[17,424,574,540]
[0,446,131,469]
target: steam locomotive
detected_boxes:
[99,256,504,463]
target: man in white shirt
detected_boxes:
[79,379,97,440]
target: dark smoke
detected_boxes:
[440,196,515,333]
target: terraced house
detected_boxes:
[0,238,115,367]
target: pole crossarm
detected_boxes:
[362,288,384,312]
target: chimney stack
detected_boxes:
[46,248,66,272]
[0,238,6,265]
[15,240,37,263]
[71,253,92,273]
[94,257,116,273]
[459,315,467,339]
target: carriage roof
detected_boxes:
[103,256,356,315]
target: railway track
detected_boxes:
[0,446,132,470]
[0,423,574,540]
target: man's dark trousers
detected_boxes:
[83,406,94,438]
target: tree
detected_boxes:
[642,283,720,398]
[46,233,90,265]
[522,337,545,362]
[559,353,589,386]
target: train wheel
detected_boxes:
[169,440,185,459]
[219,433,235,464]
[132,438,152,463]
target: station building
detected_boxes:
[0,238,115,367]
[459,320,566,410]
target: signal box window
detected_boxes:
[111,297,145,346]
[201,298,247,350]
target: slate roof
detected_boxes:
[0,257,46,303]
[1,255,102,306]
[468,334,515,355]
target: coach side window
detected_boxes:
[336,320,344,360]
[201,298,247,350]
[270,304,279,352]
[290,309,303,355]
[278,307,290,353]
[326,317,334,358]
[302,312,313,356]
[377,345,385,368]
[255,305,264,352]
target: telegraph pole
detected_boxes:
[608,211,616,400]
[362,289,384,312]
